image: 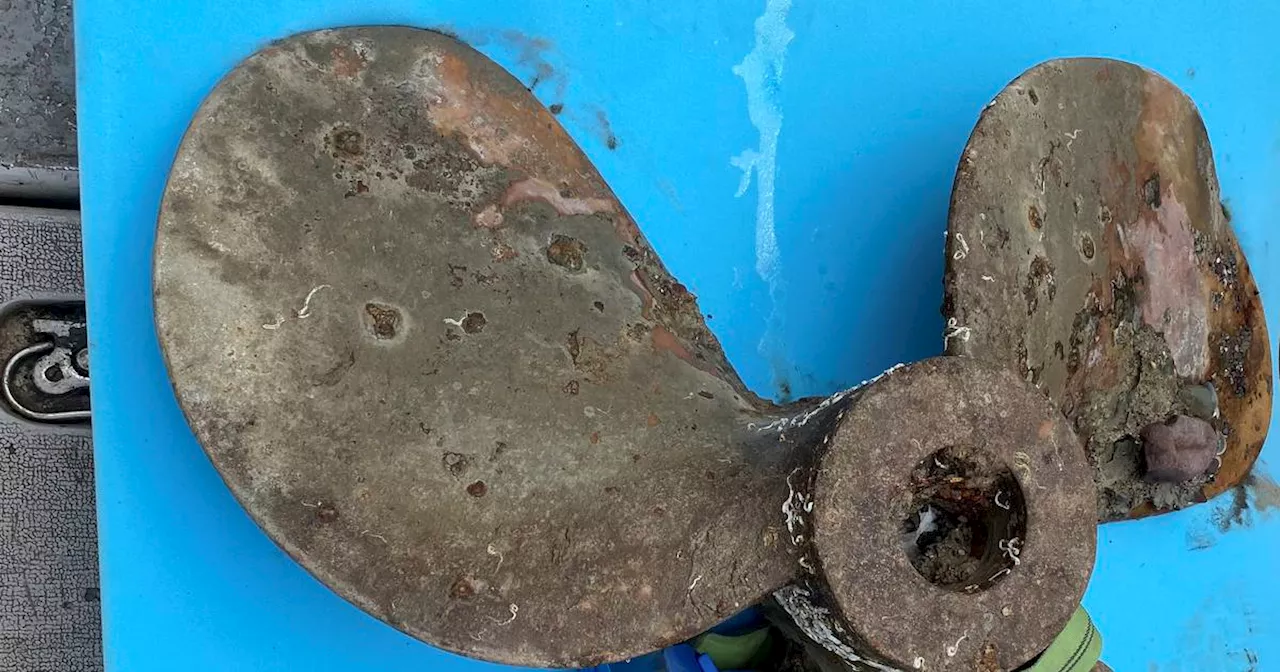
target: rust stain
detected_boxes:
[651,325,695,364]
[363,303,403,340]
[419,44,648,252]
[490,240,519,262]
[474,205,504,229]
[1128,76,1212,379]
[976,643,1000,672]
[629,271,656,321]
[331,45,367,79]
[946,60,1270,528]
[1031,64,1267,519]
[502,177,615,216]
[1131,75,1270,503]
[425,50,603,200]
[1201,238,1271,500]
[426,52,530,168]
[613,213,642,247]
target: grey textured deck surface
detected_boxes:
[0,2,103,669]
[0,0,77,201]
[0,207,101,672]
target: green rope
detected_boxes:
[1026,607,1102,672]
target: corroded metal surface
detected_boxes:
[155,28,1098,667]
[154,27,808,666]
[780,358,1095,671]
[944,59,1271,522]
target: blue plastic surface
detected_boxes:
[75,2,1279,670]
[663,645,717,672]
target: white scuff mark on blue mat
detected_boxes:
[731,0,793,286]
[732,0,795,397]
